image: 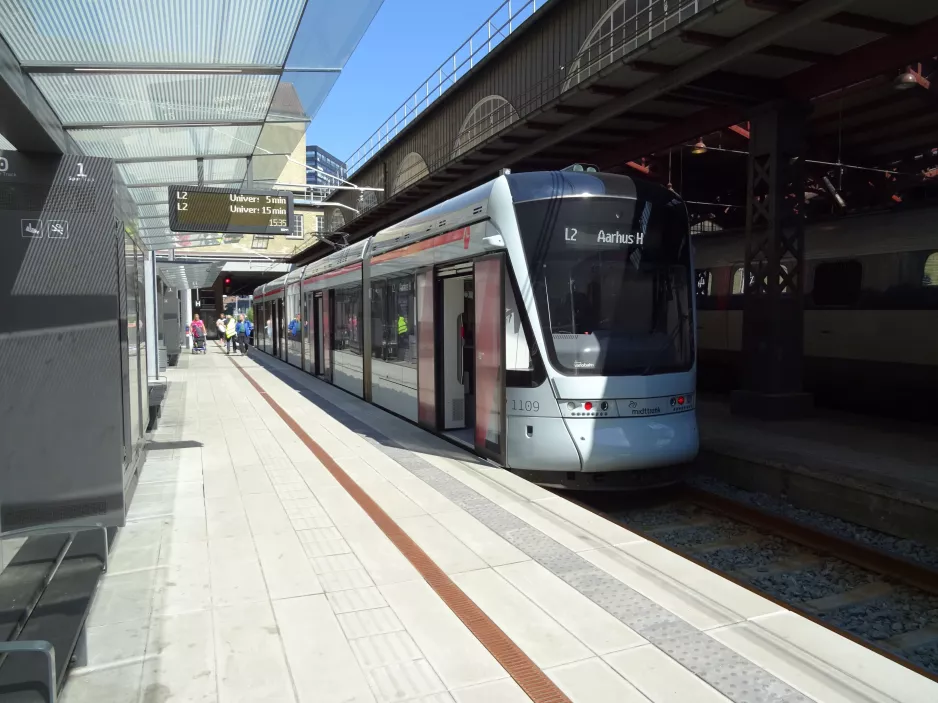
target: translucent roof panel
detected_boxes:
[119,160,197,186]
[266,82,306,122]
[286,0,383,69]
[142,231,227,244]
[138,203,169,218]
[249,154,289,183]
[33,73,278,125]
[129,186,171,204]
[204,158,248,182]
[69,125,262,160]
[0,0,305,66]
[139,217,170,230]
[157,262,225,289]
[255,120,306,157]
[129,182,243,204]
[0,0,384,254]
[275,72,338,122]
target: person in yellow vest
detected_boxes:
[397,312,409,360]
[225,315,237,354]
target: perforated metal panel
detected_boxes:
[0,152,126,531]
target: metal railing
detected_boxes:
[345,0,545,176]
[372,0,711,194]
[298,0,718,257]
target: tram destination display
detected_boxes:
[557,200,651,251]
[168,186,294,235]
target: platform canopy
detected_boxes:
[157,261,227,291]
[0,0,383,251]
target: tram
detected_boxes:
[254,170,699,488]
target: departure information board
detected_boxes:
[168,186,294,235]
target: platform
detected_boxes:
[63,349,938,703]
[697,398,938,546]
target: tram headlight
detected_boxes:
[600,401,609,412]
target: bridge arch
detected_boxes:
[453,95,518,158]
[393,152,430,194]
[563,0,650,93]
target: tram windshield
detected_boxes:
[515,193,693,376]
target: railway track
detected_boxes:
[577,486,938,681]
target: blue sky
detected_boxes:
[307,0,504,162]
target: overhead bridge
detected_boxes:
[302,0,938,261]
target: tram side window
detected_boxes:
[924,252,938,286]
[388,276,416,366]
[731,265,789,294]
[695,269,712,296]
[370,281,387,360]
[506,274,547,388]
[287,288,301,342]
[812,260,862,307]
[370,275,416,366]
[732,267,746,295]
[333,286,362,355]
[506,278,531,371]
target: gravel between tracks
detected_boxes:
[695,537,798,572]
[820,589,938,641]
[635,521,750,550]
[609,506,696,528]
[912,642,938,673]
[750,561,875,602]
[598,490,938,675]
[691,475,938,570]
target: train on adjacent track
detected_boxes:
[694,207,938,421]
[253,170,699,489]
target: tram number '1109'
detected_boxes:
[510,400,540,412]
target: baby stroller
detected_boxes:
[191,326,207,354]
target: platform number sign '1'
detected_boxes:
[168,185,295,236]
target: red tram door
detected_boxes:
[473,255,506,463]
[416,270,436,430]
[313,292,323,376]
[276,298,285,361]
[272,300,280,358]
[322,290,333,382]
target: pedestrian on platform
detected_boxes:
[225,315,237,354]
[190,314,206,353]
[236,314,252,355]
[216,315,226,342]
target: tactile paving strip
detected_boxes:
[229,357,572,703]
[244,355,815,703]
